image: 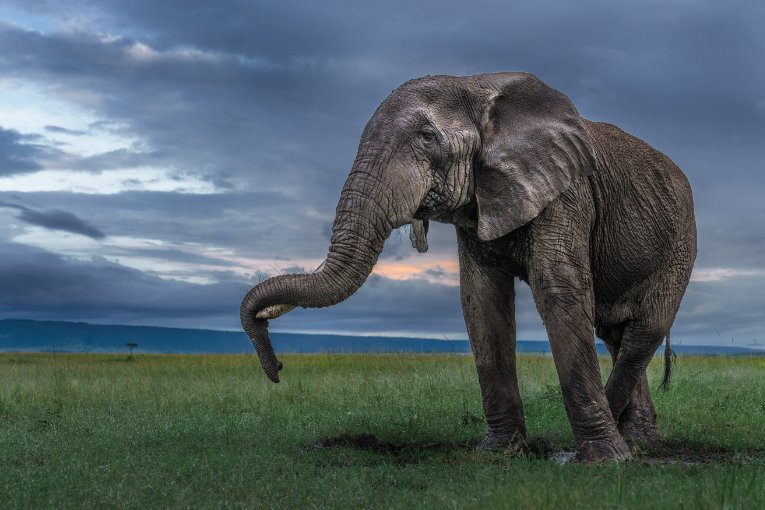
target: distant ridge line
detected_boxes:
[0,319,761,356]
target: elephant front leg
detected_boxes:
[457,230,526,451]
[528,264,630,462]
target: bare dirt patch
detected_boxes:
[631,439,764,466]
[307,434,763,466]
[306,433,455,455]
[306,433,551,458]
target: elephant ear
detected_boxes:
[475,75,598,241]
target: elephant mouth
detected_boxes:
[414,204,453,223]
[413,198,440,219]
[413,207,431,220]
[414,185,458,221]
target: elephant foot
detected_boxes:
[619,418,662,447]
[476,431,552,458]
[476,431,524,452]
[574,436,631,463]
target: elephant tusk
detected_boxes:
[256,303,296,319]
[254,260,326,320]
[410,219,429,253]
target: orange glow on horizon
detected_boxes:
[373,258,459,285]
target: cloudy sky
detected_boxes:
[0,1,763,346]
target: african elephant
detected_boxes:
[241,72,697,462]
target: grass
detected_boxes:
[0,352,763,508]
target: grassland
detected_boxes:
[1,352,763,509]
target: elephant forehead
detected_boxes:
[367,100,428,132]
[374,98,473,133]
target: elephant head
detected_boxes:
[241,72,598,382]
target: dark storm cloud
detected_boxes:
[72,149,165,171]
[674,278,765,346]
[2,1,760,231]
[0,22,365,201]
[0,237,451,333]
[0,240,247,327]
[0,126,45,175]
[1,122,157,176]
[0,235,742,343]
[0,238,498,337]
[0,201,105,239]
[0,190,334,259]
[693,185,765,270]
[17,0,762,146]
[0,1,762,343]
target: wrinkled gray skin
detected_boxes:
[241,73,697,463]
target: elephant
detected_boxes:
[240,72,697,462]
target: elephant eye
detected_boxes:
[419,129,437,144]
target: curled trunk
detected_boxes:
[240,168,400,382]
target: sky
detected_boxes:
[0,1,763,347]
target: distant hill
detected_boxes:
[0,319,474,354]
[0,319,761,356]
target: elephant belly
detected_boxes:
[594,297,639,329]
[590,237,668,329]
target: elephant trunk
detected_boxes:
[241,161,411,382]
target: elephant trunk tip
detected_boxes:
[241,307,284,383]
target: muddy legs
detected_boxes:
[601,323,663,446]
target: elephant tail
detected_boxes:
[659,331,675,391]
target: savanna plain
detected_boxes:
[1,352,763,509]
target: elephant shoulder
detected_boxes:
[583,119,695,247]
[583,119,691,193]
[583,119,644,161]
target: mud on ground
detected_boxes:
[306,433,763,466]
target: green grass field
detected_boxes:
[1,353,763,509]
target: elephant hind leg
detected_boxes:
[597,322,626,351]
[603,320,665,442]
[605,244,693,445]
[617,370,661,445]
[599,323,661,446]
